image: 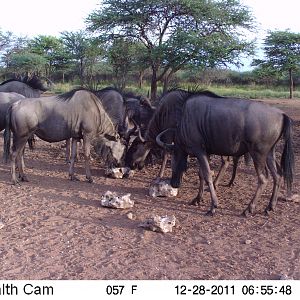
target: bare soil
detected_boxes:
[0,98,299,280]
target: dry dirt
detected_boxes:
[0,98,299,280]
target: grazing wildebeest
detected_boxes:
[0,76,48,97]
[4,89,125,184]
[156,91,294,216]
[125,89,241,185]
[65,87,135,163]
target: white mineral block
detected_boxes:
[105,167,134,179]
[100,191,134,209]
[149,178,178,197]
[139,215,176,233]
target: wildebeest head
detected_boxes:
[125,136,152,170]
[93,136,126,167]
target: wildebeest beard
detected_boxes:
[92,136,126,168]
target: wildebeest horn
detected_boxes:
[156,128,176,151]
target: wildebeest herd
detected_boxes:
[0,77,295,218]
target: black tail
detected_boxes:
[3,105,12,163]
[280,114,294,194]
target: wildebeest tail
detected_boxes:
[3,105,12,163]
[280,114,294,193]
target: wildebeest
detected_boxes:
[0,76,48,98]
[0,92,25,131]
[125,89,239,184]
[4,89,125,184]
[64,87,131,163]
[156,91,294,216]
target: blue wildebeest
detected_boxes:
[125,89,241,186]
[64,87,131,163]
[0,92,25,131]
[4,89,125,184]
[156,91,294,216]
[0,76,48,153]
[0,76,48,97]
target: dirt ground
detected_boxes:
[0,98,299,280]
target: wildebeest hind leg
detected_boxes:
[243,154,268,217]
[11,138,28,184]
[17,145,28,182]
[196,153,218,215]
[213,156,230,188]
[265,148,282,214]
[69,138,79,181]
[190,171,204,206]
[83,136,93,183]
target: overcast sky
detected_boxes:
[1,0,299,70]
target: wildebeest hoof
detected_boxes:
[19,175,29,182]
[189,198,201,206]
[69,175,79,181]
[86,177,93,183]
[205,209,215,216]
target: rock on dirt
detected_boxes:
[105,167,134,179]
[139,215,176,233]
[100,191,134,209]
[149,178,178,197]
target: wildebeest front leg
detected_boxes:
[157,150,168,178]
[196,152,219,215]
[83,137,93,183]
[68,139,79,181]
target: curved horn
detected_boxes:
[156,128,176,151]
[130,118,146,143]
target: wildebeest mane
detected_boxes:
[57,88,85,101]
[0,76,48,91]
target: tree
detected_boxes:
[29,35,66,79]
[86,0,255,100]
[252,30,300,99]
[8,52,47,76]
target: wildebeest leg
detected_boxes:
[11,137,28,184]
[196,152,218,216]
[17,146,28,182]
[65,138,71,163]
[243,153,268,216]
[83,136,93,183]
[190,170,204,206]
[227,156,240,187]
[157,151,168,178]
[265,148,282,214]
[213,156,230,189]
[68,138,79,181]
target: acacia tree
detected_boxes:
[253,30,300,99]
[86,0,255,100]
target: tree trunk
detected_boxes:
[150,67,158,101]
[289,68,293,99]
[138,70,144,89]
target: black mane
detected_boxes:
[57,88,92,101]
[0,76,48,91]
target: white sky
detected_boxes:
[0,0,299,70]
[0,0,100,37]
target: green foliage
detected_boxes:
[252,30,300,98]
[86,0,256,99]
[8,52,47,75]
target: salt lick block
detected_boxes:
[149,178,178,197]
[139,215,176,233]
[100,191,134,209]
[105,167,134,179]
